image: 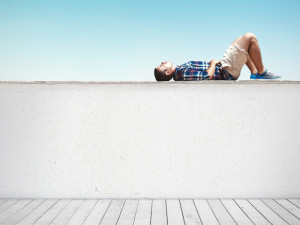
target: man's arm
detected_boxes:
[206,59,220,79]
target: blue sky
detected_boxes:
[0,0,299,81]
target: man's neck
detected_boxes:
[170,64,177,76]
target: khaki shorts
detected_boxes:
[220,43,248,79]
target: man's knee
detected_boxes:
[243,32,257,42]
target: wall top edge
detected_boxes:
[0,80,300,85]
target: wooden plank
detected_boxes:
[234,199,271,225]
[3,198,297,225]
[275,199,300,220]
[288,199,300,208]
[151,199,167,225]
[100,199,125,225]
[0,199,18,212]
[83,199,111,225]
[0,199,32,223]
[262,199,300,225]
[34,199,71,225]
[67,199,98,225]
[117,199,139,225]
[50,199,84,225]
[1,199,45,225]
[133,199,151,225]
[166,199,185,225]
[16,199,58,225]
[248,199,288,225]
[221,199,253,225]
[207,199,236,225]
[194,199,219,225]
[180,199,202,224]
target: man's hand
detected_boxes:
[209,59,220,65]
[206,59,220,79]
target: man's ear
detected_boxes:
[165,70,171,76]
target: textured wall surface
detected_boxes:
[0,81,300,198]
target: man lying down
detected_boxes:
[154,32,282,81]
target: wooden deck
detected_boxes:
[0,199,300,225]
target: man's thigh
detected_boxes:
[230,35,250,52]
[220,35,249,79]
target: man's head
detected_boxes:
[154,61,175,81]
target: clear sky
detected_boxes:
[0,0,299,81]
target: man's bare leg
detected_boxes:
[246,55,258,74]
[231,33,266,74]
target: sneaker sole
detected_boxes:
[249,78,283,81]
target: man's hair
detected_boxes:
[154,68,173,81]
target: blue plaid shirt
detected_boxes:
[173,61,223,81]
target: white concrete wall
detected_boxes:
[0,81,300,198]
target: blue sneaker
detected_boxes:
[250,73,257,79]
[250,69,282,80]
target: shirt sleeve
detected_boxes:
[181,68,209,80]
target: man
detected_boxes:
[154,32,282,81]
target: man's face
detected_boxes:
[156,61,173,75]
